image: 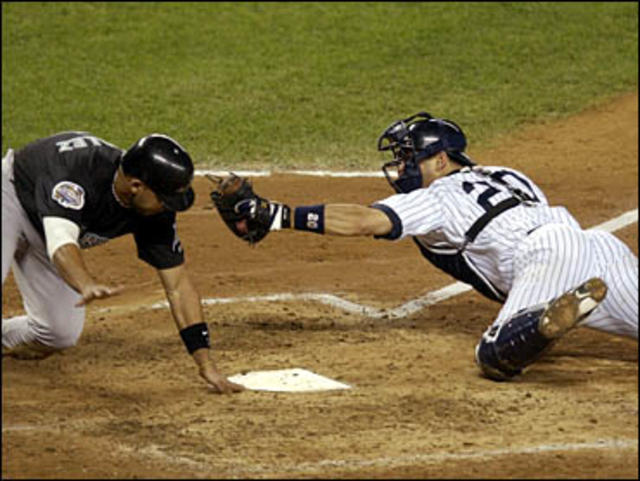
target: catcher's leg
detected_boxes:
[475,277,607,381]
[576,230,638,340]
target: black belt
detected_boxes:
[465,197,521,243]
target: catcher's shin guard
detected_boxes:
[475,277,607,381]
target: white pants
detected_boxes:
[493,223,638,340]
[2,149,85,350]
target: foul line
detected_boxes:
[149,208,638,318]
[4,422,633,476]
[115,437,636,477]
[264,438,638,476]
[150,283,473,319]
[3,210,637,322]
[196,169,386,178]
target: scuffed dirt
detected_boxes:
[2,92,637,479]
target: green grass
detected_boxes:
[2,2,637,169]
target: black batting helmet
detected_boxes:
[121,134,195,212]
[377,112,475,193]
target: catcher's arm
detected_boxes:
[319,204,392,236]
[208,174,393,242]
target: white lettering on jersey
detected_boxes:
[55,134,119,153]
[51,181,85,210]
[56,135,101,152]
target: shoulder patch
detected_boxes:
[51,181,86,210]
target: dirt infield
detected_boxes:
[2,93,638,479]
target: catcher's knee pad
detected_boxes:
[475,304,552,381]
[475,277,607,381]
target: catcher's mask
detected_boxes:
[377,112,475,193]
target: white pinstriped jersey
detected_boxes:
[374,166,579,300]
[372,165,638,339]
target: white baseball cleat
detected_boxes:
[538,277,608,339]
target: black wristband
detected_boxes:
[179,322,211,354]
[293,204,325,233]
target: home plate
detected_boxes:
[228,368,352,392]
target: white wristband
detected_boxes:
[42,216,80,261]
[269,203,292,231]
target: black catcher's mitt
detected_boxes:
[208,173,275,245]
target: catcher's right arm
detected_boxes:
[208,173,393,242]
[207,173,291,245]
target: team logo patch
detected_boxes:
[51,181,85,210]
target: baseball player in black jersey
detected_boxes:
[2,131,243,394]
[211,112,637,381]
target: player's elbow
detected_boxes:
[359,209,393,237]
[325,205,392,237]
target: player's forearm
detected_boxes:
[322,204,392,236]
[159,267,214,364]
[269,203,392,236]
[161,268,204,331]
[51,243,96,293]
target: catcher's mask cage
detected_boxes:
[377,111,476,193]
[121,133,195,212]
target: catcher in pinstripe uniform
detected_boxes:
[210,112,638,381]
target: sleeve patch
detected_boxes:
[51,181,85,210]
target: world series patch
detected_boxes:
[51,181,85,210]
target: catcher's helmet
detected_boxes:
[377,112,475,193]
[121,134,195,211]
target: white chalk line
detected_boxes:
[4,419,637,475]
[265,439,638,476]
[4,211,637,476]
[2,209,637,322]
[195,169,386,178]
[7,421,624,475]
[4,419,636,477]
[148,208,638,319]
[591,208,638,233]
[119,437,637,477]
[4,418,637,474]
[149,282,473,319]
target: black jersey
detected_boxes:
[12,131,185,269]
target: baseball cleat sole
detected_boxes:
[538,277,607,339]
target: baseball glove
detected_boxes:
[207,173,289,245]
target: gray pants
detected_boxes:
[2,149,85,351]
